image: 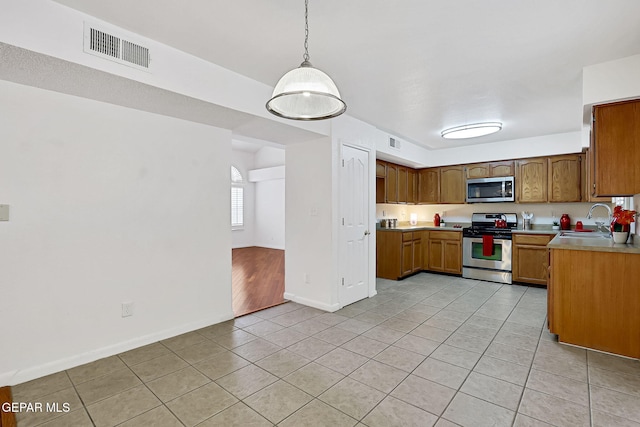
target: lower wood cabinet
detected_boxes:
[512,233,555,286]
[377,229,461,279]
[377,230,426,280]
[428,230,462,274]
[549,248,640,359]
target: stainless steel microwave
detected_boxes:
[466,176,515,203]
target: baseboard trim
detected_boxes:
[0,311,234,386]
[253,244,285,251]
[283,292,340,312]
[232,245,285,251]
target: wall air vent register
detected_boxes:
[83,23,151,70]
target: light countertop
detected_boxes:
[378,223,572,234]
[377,222,467,232]
[548,233,640,254]
[377,222,609,237]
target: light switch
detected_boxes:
[0,205,8,221]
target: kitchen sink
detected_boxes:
[558,231,610,239]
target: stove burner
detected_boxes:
[464,213,519,239]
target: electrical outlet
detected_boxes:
[122,302,134,317]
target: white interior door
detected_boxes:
[340,144,370,306]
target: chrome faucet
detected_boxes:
[586,203,612,235]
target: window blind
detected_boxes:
[231,186,243,227]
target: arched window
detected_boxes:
[231,166,244,229]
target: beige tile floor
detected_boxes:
[12,273,640,426]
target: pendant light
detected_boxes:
[266,0,346,120]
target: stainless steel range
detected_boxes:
[462,213,517,284]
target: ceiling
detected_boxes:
[52,0,640,150]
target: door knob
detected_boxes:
[364,230,371,236]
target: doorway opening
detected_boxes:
[231,142,286,317]
[232,247,285,316]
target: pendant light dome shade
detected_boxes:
[266,0,346,120]
[266,61,346,120]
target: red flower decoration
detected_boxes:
[611,206,637,231]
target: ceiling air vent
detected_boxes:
[84,23,151,71]
[388,137,401,150]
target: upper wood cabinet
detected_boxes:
[490,161,515,177]
[385,163,398,203]
[440,166,465,204]
[516,158,548,203]
[377,152,585,205]
[407,169,417,204]
[466,163,490,179]
[376,160,417,204]
[376,160,386,204]
[397,166,408,203]
[465,161,515,179]
[584,149,610,202]
[592,99,640,196]
[418,168,440,204]
[548,154,582,202]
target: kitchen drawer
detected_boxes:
[402,232,414,242]
[513,234,555,246]
[429,231,461,241]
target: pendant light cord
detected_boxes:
[303,0,310,62]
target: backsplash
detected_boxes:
[376,202,619,229]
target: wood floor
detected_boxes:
[232,247,285,317]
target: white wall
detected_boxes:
[433,132,583,166]
[285,137,337,311]
[254,179,285,250]
[231,150,256,248]
[582,54,640,147]
[255,146,286,169]
[376,131,582,168]
[332,115,384,301]
[0,81,233,385]
[253,147,286,250]
[583,54,640,107]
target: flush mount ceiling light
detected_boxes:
[441,122,503,139]
[266,0,346,121]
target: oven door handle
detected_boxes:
[464,236,512,242]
